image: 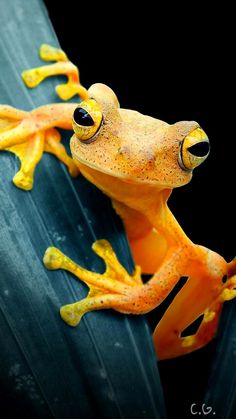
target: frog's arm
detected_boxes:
[0,44,88,190]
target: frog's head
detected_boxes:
[70,83,210,189]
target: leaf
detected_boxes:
[0,0,166,418]
[204,301,236,418]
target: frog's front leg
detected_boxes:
[21,44,88,101]
[0,44,88,189]
[43,239,188,327]
[43,240,144,326]
[0,104,79,189]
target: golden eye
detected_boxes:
[72,99,102,141]
[179,127,210,170]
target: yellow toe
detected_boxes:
[43,247,64,270]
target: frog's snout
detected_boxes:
[179,127,210,171]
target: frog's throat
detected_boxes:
[75,160,173,216]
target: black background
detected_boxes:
[44,1,235,260]
[43,1,234,417]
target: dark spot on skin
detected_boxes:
[222,275,227,284]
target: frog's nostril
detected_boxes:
[188,141,210,158]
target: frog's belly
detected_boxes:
[129,228,167,274]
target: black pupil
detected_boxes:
[188,141,210,157]
[73,107,94,127]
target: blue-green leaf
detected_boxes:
[204,301,236,418]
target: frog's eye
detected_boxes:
[179,127,210,170]
[72,99,103,142]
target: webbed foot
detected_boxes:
[0,107,79,190]
[43,239,143,326]
[0,44,90,189]
[22,44,88,100]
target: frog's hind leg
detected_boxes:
[22,44,89,101]
[43,239,143,326]
[153,271,236,360]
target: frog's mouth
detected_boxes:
[71,153,184,200]
[71,145,190,189]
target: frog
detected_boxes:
[0,44,235,360]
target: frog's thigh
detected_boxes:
[154,301,221,360]
[153,264,223,359]
[130,229,167,274]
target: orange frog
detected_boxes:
[0,45,235,360]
